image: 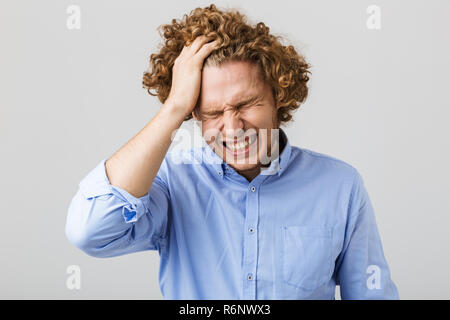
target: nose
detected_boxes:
[222,108,244,136]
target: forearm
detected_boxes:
[105,102,186,198]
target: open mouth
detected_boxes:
[221,134,258,154]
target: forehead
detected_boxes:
[198,60,268,109]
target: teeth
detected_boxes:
[228,141,249,150]
[225,135,256,151]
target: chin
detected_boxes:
[227,161,260,172]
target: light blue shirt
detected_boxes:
[65,129,399,299]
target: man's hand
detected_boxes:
[105,36,218,198]
[165,36,219,118]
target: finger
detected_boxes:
[180,44,188,55]
[176,44,188,60]
[194,40,219,62]
[188,35,214,54]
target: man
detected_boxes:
[65,4,399,299]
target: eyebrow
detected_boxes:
[201,95,263,116]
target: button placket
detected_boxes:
[242,183,260,299]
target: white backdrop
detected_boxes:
[1,0,449,299]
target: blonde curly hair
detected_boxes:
[142,4,311,124]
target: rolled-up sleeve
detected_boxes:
[65,158,170,258]
[336,171,399,299]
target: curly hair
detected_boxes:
[142,4,311,124]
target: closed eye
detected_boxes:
[238,103,259,111]
[201,111,222,119]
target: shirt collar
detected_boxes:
[203,128,292,179]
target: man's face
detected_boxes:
[192,60,280,176]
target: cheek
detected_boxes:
[201,119,221,131]
[201,119,222,142]
[243,107,277,128]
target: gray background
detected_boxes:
[1,0,449,299]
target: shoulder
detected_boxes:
[292,146,358,171]
[290,147,368,213]
[290,146,362,184]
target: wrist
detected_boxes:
[156,100,190,127]
[161,99,191,119]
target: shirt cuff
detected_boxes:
[78,158,151,223]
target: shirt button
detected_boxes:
[218,171,222,176]
[250,186,256,192]
[248,227,254,234]
[247,274,253,281]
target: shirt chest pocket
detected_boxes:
[281,226,334,291]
